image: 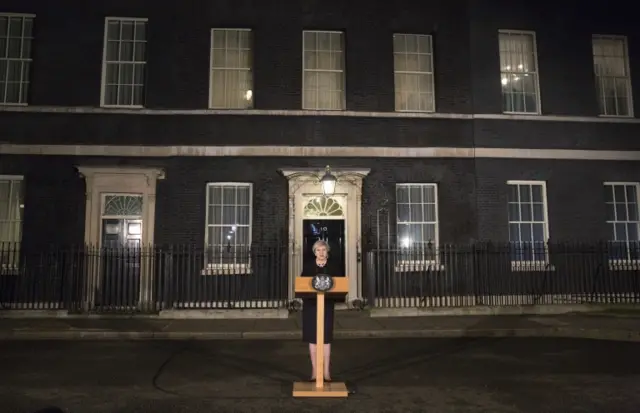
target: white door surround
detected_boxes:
[77,166,165,246]
[280,167,371,306]
[77,165,165,310]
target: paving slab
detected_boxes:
[1,337,639,412]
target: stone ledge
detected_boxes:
[1,327,638,342]
[370,304,639,318]
[0,309,289,320]
[157,309,289,319]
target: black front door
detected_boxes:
[302,219,346,274]
[99,218,142,307]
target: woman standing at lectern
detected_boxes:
[301,239,344,382]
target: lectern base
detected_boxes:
[292,381,349,398]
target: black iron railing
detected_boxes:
[0,243,289,313]
[1,241,639,313]
[366,241,640,308]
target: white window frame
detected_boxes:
[498,30,542,115]
[393,33,435,112]
[203,182,253,275]
[0,175,24,272]
[0,13,35,106]
[592,35,634,118]
[604,182,640,268]
[507,180,550,270]
[100,16,148,108]
[208,28,253,109]
[395,183,441,269]
[302,30,346,111]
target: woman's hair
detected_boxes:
[312,239,331,254]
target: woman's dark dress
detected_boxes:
[301,258,345,344]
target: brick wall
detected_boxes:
[0,112,474,148]
[2,155,639,249]
[156,156,478,247]
[2,111,639,151]
[468,0,640,117]
[476,158,640,241]
[2,0,636,115]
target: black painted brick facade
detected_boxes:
[469,0,640,117]
[0,112,474,148]
[476,159,640,242]
[2,112,640,151]
[0,0,639,250]
[0,0,636,115]
[1,155,639,250]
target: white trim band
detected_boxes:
[1,105,640,123]
[1,144,639,160]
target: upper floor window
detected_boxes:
[604,183,639,262]
[302,30,345,110]
[204,183,252,272]
[393,34,435,112]
[210,28,253,109]
[101,17,147,108]
[0,14,34,105]
[592,36,633,117]
[499,30,540,114]
[507,181,548,265]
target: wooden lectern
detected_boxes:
[292,275,349,398]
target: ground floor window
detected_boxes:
[507,180,549,263]
[604,182,640,262]
[0,176,24,268]
[396,183,439,262]
[204,183,252,270]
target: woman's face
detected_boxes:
[314,245,328,260]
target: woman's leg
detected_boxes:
[302,298,317,379]
[308,343,317,379]
[308,343,331,380]
[324,344,331,379]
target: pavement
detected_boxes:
[1,337,639,412]
[0,311,639,342]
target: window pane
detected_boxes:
[222,205,236,225]
[410,205,423,221]
[237,205,250,225]
[208,205,222,224]
[397,204,410,222]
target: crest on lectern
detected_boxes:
[311,274,334,292]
